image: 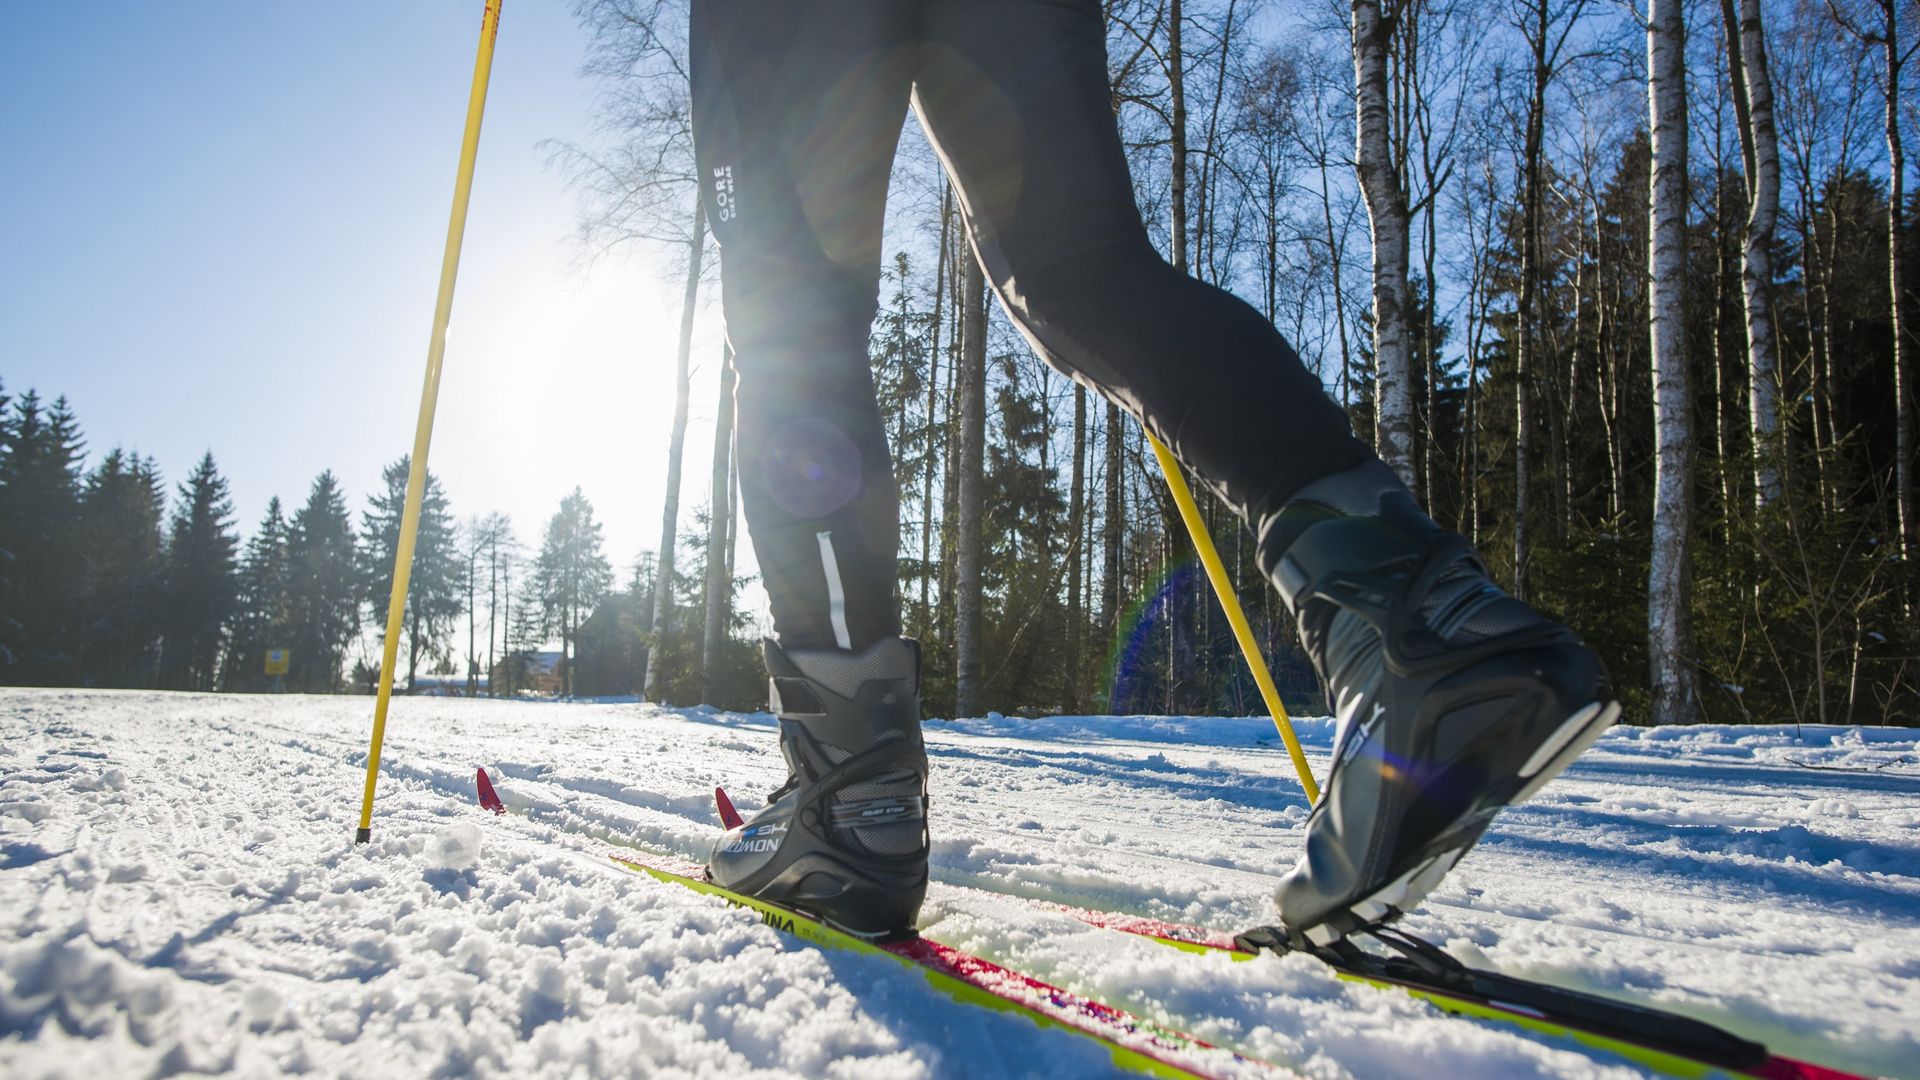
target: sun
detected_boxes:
[431,247,722,580]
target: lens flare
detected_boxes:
[1102,559,1196,715]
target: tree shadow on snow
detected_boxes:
[1564,754,1920,797]
[0,841,62,870]
[928,741,1311,814]
[1479,827,1920,923]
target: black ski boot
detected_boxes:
[707,636,929,938]
[1261,461,1618,948]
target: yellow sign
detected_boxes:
[265,649,290,676]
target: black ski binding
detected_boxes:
[1233,923,1774,1074]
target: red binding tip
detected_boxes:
[476,767,506,815]
[714,786,744,829]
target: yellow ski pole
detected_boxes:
[356,0,503,843]
[1146,432,1321,803]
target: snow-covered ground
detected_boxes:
[2,689,1916,1079]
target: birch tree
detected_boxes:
[1066,385,1088,713]
[954,257,987,718]
[1102,401,1125,692]
[919,188,953,642]
[641,203,705,699]
[1169,0,1192,273]
[1724,0,1786,506]
[1647,0,1702,724]
[1353,0,1418,488]
[700,344,735,704]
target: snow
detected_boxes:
[1,689,1915,1079]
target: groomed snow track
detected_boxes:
[2,689,1915,1078]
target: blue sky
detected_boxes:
[2,2,736,617]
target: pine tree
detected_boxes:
[871,254,941,640]
[158,452,240,691]
[0,380,13,672]
[75,449,166,687]
[536,488,612,697]
[981,354,1068,708]
[225,498,292,691]
[358,457,462,690]
[0,390,86,681]
[288,472,358,692]
[502,566,547,697]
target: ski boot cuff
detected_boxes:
[765,637,922,744]
[1257,461,1434,589]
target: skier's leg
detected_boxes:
[693,0,913,653]
[913,0,1616,947]
[912,0,1369,540]
[691,0,929,937]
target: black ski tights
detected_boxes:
[691,0,1371,651]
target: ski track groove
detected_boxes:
[1,689,1915,1079]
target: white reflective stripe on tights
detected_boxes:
[815,530,852,650]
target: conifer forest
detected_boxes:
[3,0,1916,728]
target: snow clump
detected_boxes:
[424,822,482,870]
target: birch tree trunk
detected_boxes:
[466,535,478,696]
[1712,164,1739,517]
[1647,0,1702,726]
[1514,5,1549,599]
[1352,0,1417,490]
[921,187,951,637]
[953,255,987,718]
[1102,401,1124,689]
[642,201,705,700]
[938,268,959,655]
[486,530,498,697]
[1732,0,1784,506]
[1066,384,1087,713]
[1168,0,1190,275]
[501,558,512,697]
[700,344,735,705]
[1877,0,1913,567]
[1460,169,1490,543]
[1162,0,1200,701]
[725,431,739,583]
[1804,184,1836,508]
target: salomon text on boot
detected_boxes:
[1260,461,1618,949]
[707,636,929,938]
